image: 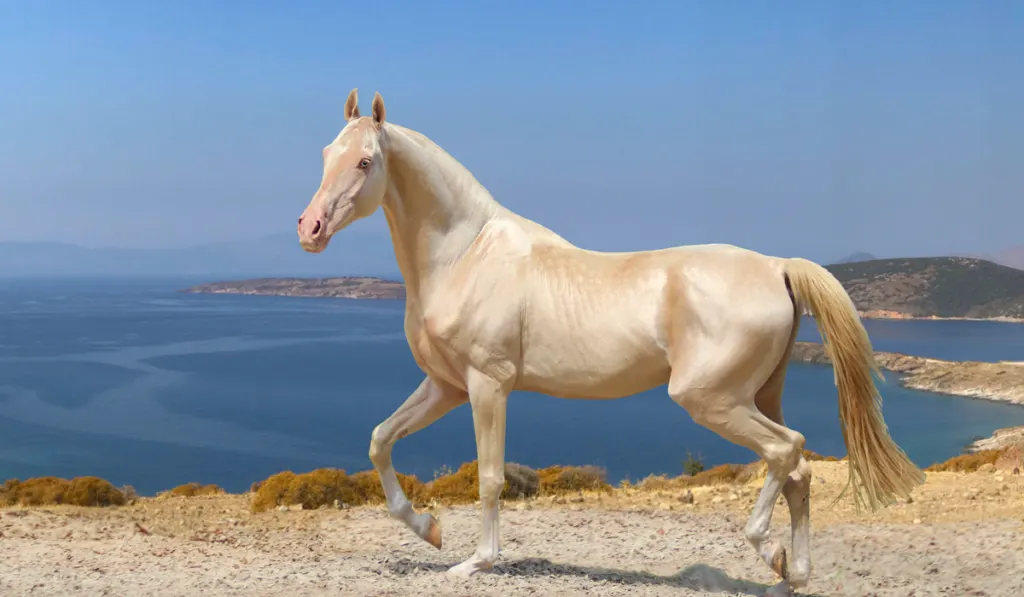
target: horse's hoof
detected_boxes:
[770,545,788,580]
[424,514,442,550]
[446,555,493,578]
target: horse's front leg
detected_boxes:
[447,369,511,577]
[369,376,468,548]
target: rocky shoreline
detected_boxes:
[791,341,1024,453]
[857,309,1024,324]
[181,277,406,300]
[790,341,1024,406]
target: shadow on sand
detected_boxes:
[385,557,827,596]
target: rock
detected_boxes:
[679,490,694,505]
[978,463,996,473]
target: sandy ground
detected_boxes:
[2,462,1022,597]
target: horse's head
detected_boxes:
[298,88,388,253]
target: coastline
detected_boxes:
[181,277,406,300]
[856,309,1024,324]
[791,341,1024,452]
[184,280,1024,323]
[790,341,1024,406]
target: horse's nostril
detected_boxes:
[311,220,322,235]
[298,216,304,225]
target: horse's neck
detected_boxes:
[381,124,503,302]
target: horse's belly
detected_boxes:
[517,335,670,399]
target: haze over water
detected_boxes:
[1,277,1024,496]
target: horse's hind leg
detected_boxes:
[670,377,805,586]
[368,376,468,548]
[756,362,812,589]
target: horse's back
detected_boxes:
[513,240,794,399]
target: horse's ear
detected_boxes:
[371,92,386,127]
[344,88,360,121]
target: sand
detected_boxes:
[2,462,1022,597]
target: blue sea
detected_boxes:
[2,277,1024,496]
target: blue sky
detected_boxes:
[1,1,1021,262]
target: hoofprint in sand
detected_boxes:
[2,462,1022,597]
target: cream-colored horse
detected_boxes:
[296,89,925,595]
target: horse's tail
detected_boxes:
[785,257,925,511]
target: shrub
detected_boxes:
[416,461,490,505]
[414,461,549,505]
[13,476,68,506]
[347,470,424,505]
[165,482,225,498]
[504,463,540,499]
[250,468,426,513]
[537,465,612,495]
[926,449,1004,473]
[251,471,298,512]
[284,468,353,510]
[0,479,22,507]
[637,462,763,491]
[682,450,705,476]
[64,477,126,507]
[0,476,125,507]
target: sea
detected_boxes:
[2,277,1024,496]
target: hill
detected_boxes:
[824,256,1024,320]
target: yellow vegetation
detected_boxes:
[164,482,225,498]
[0,476,125,507]
[249,468,425,512]
[925,449,1003,473]
[0,446,1012,512]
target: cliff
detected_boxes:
[181,277,406,300]
[790,341,1024,406]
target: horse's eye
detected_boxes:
[358,158,371,169]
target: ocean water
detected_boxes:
[2,277,1024,496]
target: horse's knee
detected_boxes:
[478,470,505,503]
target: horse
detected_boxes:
[295,88,925,595]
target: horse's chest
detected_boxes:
[407,319,467,391]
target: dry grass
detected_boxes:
[1,446,1012,514]
[163,483,226,498]
[925,449,1004,473]
[249,468,425,512]
[0,476,125,507]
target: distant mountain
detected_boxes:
[825,257,1024,320]
[833,251,878,264]
[0,227,400,279]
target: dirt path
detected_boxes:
[2,463,1022,597]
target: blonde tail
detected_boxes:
[785,257,925,511]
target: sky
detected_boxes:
[1,1,1021,263]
